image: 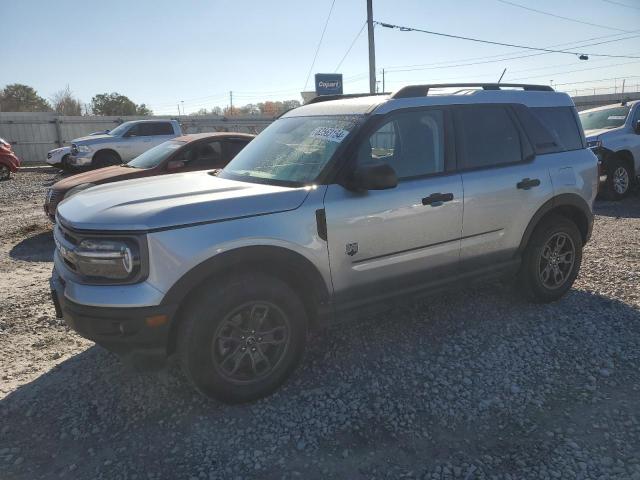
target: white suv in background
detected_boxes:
[580,100,640,199]
[51,84,597,403]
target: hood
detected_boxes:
[52,165,146,191]
[584,127,618,140]
[72,133,114,144]
[57,171,311,231]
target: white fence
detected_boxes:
[0,113,274,164]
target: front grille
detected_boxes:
[54,223,80,272]
[71,144,78,155]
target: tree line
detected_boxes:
[0,83,301,117]
[0,84,151,116]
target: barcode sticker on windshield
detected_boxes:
[310,127,350,143]
[607,115,626,120]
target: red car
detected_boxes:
[44,132,254,221]
[0,137,21,180]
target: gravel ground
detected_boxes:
[1,168,639,480]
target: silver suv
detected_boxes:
[50,83,597,403]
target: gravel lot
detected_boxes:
[1,168,639,480]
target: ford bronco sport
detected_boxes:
[50,84,597,403]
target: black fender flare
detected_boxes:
[161,245,331,309]
[517,193,594,255]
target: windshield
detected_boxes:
[127,140,185,169]
[219,115,362,186]
[579,106,630,131]
[108,122,135,137]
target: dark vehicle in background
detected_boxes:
[0,137,21,180]
[44,132,254,221]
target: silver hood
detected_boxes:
[72,134,114,144]
[57,171,311,231]
[584,127,617,140]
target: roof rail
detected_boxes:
[305,93,389,105]
[391,83,554,99]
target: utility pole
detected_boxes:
[229,91,233,115]
[367,0,376,94]
[181,100,185,116]
[382,68,385,93]
[177,104,181,116]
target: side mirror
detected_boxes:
[634,119,640,134]
[166,160,185,171]
[349,162,398,191]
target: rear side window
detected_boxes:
[150,122,174,135]
[531,107,583,152]
[223,140,249,162]
[455,106,523,169]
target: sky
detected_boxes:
[3,0,640,114]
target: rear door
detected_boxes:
[454,104,553,272]
[324,107,463,308]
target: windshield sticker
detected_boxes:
[607,115,626,120]
[309,127,350,143]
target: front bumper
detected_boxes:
[50,268,178,369]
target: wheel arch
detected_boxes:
[92,148,122,162]
[163,245,331,355]
[517,194,593,255]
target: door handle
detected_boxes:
[422,192,454,206]
[517,178,541,190]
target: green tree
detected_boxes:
[0,84,52,112]
[136,103,152,116]
[90,92,152,116]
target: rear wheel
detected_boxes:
[518,214,583,303]
[93,150,121,169]
[177,273,308,403]
[604,157,633,200]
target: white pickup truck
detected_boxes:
[68,119,182,170]
[580,100,640,199]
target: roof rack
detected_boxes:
[305,93,389,105]
[391,83,554,99]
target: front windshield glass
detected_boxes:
[219,115,362,186]
[127,140,185,169]
[108,122,134,137]
[579,106,630,131]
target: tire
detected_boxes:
[60,154,70,171]
[177,273,308,403]
[0,165,10,181]
[93,150,121,169]
[518,214,583,303]
[604,157,633,200]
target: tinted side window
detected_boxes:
[531,107,582,151]
[358,109,445,179]
[223,140,249,162]
[190,141,222,168]
[456,106,522,169]
[125,124,142,137]
[151,122,174,135]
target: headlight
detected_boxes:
[65,183,95,199]
[75,238,140,281]
[76,145,91,153]
[586,140,602,149]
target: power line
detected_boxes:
[376,21,640,59]
[383,31,640,71]
[303,0,336,91]
[496,0,631,32]
[552,74,640,87]
[334,20,367,72]
[602,0,640,11]
[508,60,640,81]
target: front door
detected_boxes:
[324,107,463,309]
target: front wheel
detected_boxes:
[0,165,10,180]
[518,214,583,303]
[177,273,308,403]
